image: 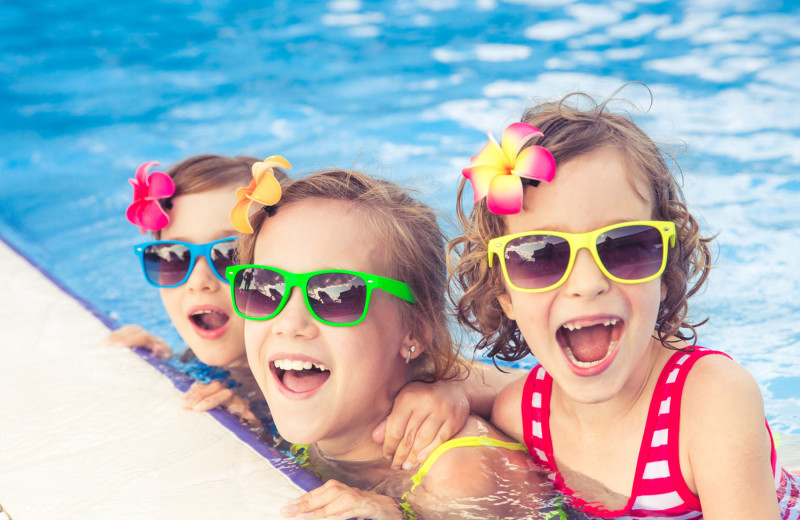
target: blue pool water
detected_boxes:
[1,0,798,443]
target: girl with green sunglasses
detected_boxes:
[234,168,552,519]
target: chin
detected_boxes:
[273,417,322,445]
[190,344,241,368]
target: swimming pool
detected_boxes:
[1,0,797,448]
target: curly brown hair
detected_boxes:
[236,168,466,383]
[449,91,714,362]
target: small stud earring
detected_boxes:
[405,345,416,365]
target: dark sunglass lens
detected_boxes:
[504,235,570,290]
[210,241,236,278]
[307,273,367,324]
[597,225,664,280]
[143,243,191,286]
[233,268,285,318]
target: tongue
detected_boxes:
[565,324,611,363]
[193,311,229,331]
[283,369,330,393]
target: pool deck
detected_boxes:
[0,239,318,519]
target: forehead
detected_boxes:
[505,147,653,233]
[253,199,388,276]
[160,185,238,242]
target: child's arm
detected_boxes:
[105,324,172,358]
[684,356,780,519]
[280,479,402,520]
[374,363,526,469]
[489,374,527,443]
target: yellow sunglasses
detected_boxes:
[488,220,676,293]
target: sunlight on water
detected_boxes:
[1,0,797,446]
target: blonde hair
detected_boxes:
[154,154,289,239]
[449,91,713,362]
[237,169,465,382]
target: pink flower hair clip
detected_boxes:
[462,122,556,215]
[126,161,176,234]
[230,155,291,234]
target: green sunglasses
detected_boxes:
[488,220,676,293]
[226,265,416,327]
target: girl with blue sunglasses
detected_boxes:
[107,154,289,432]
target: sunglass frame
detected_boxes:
[226,264,416,327]
[134,237,237,288]
[488,220,676,293]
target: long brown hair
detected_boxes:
[237,169,465,382]
[449,91,714,362]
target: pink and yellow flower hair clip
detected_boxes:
[462,122,556,215]
[230,155,291,234]
[126,161,176,234]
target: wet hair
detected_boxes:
[153,154,289,239]
[449,89,714,362]
[237,169,465,382]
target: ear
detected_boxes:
[401,329,425,361]
[660,280,668,303]
[497,291,516,321]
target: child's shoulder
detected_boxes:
[683,350,762,405]
[681,350,767,451]
[490,371,529,441]
[421,415,540,498]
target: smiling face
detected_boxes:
[158,185,246,367]
[497,147,666,405]
[244,198,414,458]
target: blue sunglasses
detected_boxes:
[134,237,237,288]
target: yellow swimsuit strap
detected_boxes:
[397,436,527,519]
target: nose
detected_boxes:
[185,257,221,292]
[270,287,318,338]
[562,248,610,298]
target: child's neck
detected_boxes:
[314,397,397,462]
[314,375,409,461]
[316,438,384,462]
[554,340,669,427]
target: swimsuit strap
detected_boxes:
[409,436,527,490]
[397,436,526,519]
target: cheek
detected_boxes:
[159,288,182,320]
[243,322,267,364]
[507,291,550,323]
[629,282,663,324]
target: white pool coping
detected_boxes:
[0,238,319,520]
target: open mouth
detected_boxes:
[272,359,331,394]
[189,309,230,331]
[556,318,624,371]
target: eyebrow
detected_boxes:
[162,230,237,242]
[526,218,648,232]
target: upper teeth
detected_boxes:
[192,310,215,315]
[273,359,329,372]
[563,318,619,331]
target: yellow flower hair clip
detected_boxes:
[462,122,555,215]
[230,155,291,234]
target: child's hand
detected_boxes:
[280,479,403,520]
[181,380,259,426]
[372,380,470,470]
[105,324,172,358]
